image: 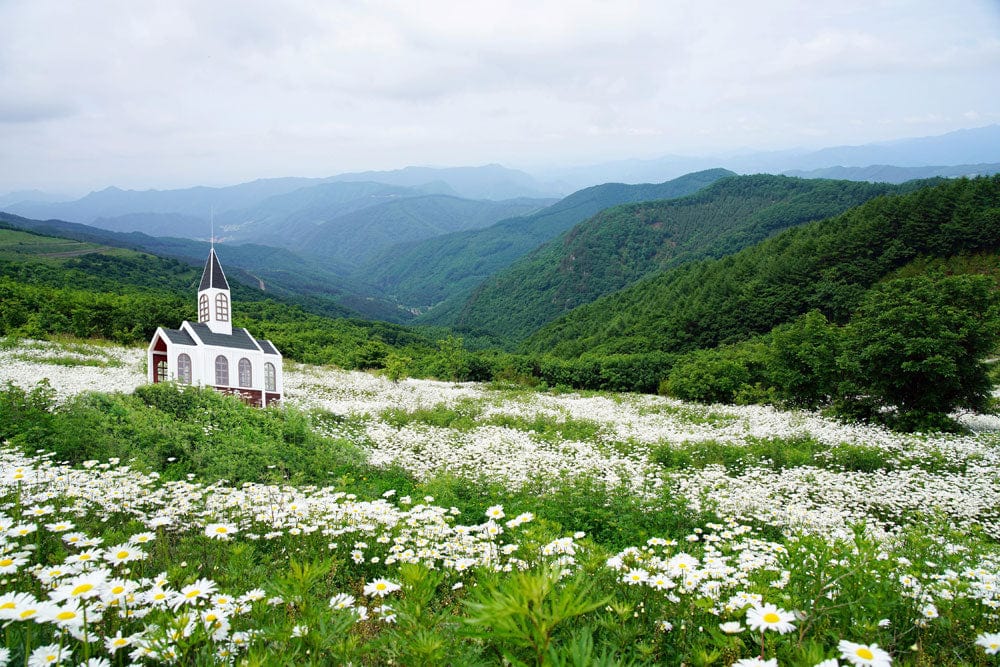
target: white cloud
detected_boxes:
[0,0,998,191]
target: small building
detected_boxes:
[147,248,283,407]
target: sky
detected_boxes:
[2,0,999,194]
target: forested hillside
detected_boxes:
[450,175,914,344]
[361,169,734,313]
[291,194,554,269]
[522,175,1000,358]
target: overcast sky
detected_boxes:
[2,0,999,194]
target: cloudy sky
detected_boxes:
[2,0,999,194]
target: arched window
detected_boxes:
[238,358,252,387]
[199,294,209,322]
[177,353,192,384]
[265,362,276,392]
[215,355,229,386]
[155,359,168,383]
[215,293,230,321]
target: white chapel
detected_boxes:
[147,248,283,406]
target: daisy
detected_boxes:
[128,532,155,545]
[838,640,892,666]
[624,568,649,585]
[50,571,107,602]
[39,599,88,630]
[44,520,74,533]
[746,603,796,634]
[814,661,841,667]
[204,523,237,540]
[172,578,218,608]
[719,621,745,634]
[27,643,66,666]
[485,505,505,519]
[0,553,28,574]
[976,632,1000,655]
[363,578,401,598]
[104,544,146,565]
[104,631,134,654]
[734,659,777,667]
[329,592,356,610]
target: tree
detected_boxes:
[836,274,1000,430]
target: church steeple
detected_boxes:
[197,247,232,335]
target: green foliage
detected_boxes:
[835,273,1000,430]
[2,381,367,485]
[464,565,610,666]
[523,175,1000,358]
[455,174,901,345]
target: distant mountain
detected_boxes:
[213,181,441,246]
[6,176,336,222]
[446,175,915,344]
[364,169,734,315]
[291,195,555,269]
[783,162,1000,183]
[0,189,69,208]
[520,175,1000,359]
[534,125,1000,190]
[327,164,561,200]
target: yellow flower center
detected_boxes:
[0,558,13,567]
[215,527,228,534]
[186,589,201,598]
[72,583,93,596]
[78,554,92,561]
[56,611,77,621]
[856,648,874,660]
[111,586,125,595]
[113,638,127,647]
[763,612,780,623]
[0,601,14,610]
[20,608,37,619]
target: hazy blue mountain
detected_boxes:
[213,181,437,246]
[783,162,1000,183]
[364,168,734,315]
[291,194,555,269]
[327,164,561,200]
[6,176,336,222]
[534,125,1000,190]
[0,189,70,208]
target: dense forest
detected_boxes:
[449,175,923,344]
[362,169,733,313]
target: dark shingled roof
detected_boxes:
[163,328,197,346]
[257,338,279,355]
[188,322,260,351]
[199,248,230,291]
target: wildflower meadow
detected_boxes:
[0,338,998,665]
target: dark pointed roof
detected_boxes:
[199,248,230,291]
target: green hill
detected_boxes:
[0,212,411,322]
[293,194,554,269]
[450,175,913,344]
[360,169,735,313]
[0,220,438,367]
[521,175,1000,358]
